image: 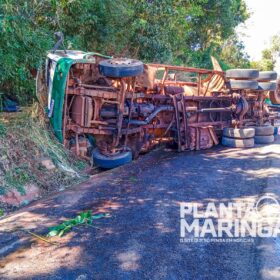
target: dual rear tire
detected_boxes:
[222,128,255,148]
[222,137,255,148]
[226,69,259,90]
[254,125,275,144]
[222,125,275,148]
[226,69,277,92]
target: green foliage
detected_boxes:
[125,0,187,62]
[251,34,280,71]
[0,122,6,137]
[4,165,32,195]
[124,0,249,67]
[0,0,130,104]
[0,0,250,104]
[0,208,4,216]
[219,35,250,69]
[0,1,54,104]
[47,211,109,237]
[175,0,249,68]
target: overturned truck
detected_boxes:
[36,50,280,168]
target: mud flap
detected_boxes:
[189,126,217,150]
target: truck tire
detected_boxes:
[226,69,259,79]
[99,58,144,78]
[228,80,258,90]
[92,148,132,169]
[257,82,277,91]
[258,71,277,81]
[254,125,274,136]
[223,128,255,139]
[222,137,254,148]
[269,90,280,105]
[255,135,274,144]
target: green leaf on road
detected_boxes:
[47,211,109,237]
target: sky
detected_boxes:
[237,0,280,65]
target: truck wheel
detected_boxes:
[255,135,275,144]
[258,71,277,81]
[269,90,280,105]
[254,125,274,136]
[98,58,144,78]
[222,137,254,148]
[228,80,258,90]
[92,148,132,169]
[257,82,277,91]
[223,128,255,139]
[226,69,259,79]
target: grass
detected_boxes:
[0,106,89,202]
[4,166,32,195]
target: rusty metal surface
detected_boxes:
[61,61,279,159]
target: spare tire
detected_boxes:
[269,83,280,104]
[254,125,274,136]
[222,137,254,148]
[257,82,277,91]
[255,135,274,144]
[228,80,258,90]
[99,58,144,78]
[223,127,255,139]
[92,148,132,169]
[226,69,259,79]
[258,71,277,81]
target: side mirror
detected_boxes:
[52,32,67,54]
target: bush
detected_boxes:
[0,0,249,105]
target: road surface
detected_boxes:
[1,141,280,280]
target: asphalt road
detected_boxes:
[1,141,280,280]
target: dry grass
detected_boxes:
[0,106,89,200]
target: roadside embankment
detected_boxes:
[0,108,89,214]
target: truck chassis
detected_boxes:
[37,51,280,168]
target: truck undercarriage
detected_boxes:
[37,51,280,168]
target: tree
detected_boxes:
[251,34,280,71]
[0,1,54,103]
[0,0,250,104]
[123,0,188,63]
[180,0,249,68]
[0,0,129,103]
[125,0,249,67]
[219,35,250,69]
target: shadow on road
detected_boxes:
[1,143,280,279]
